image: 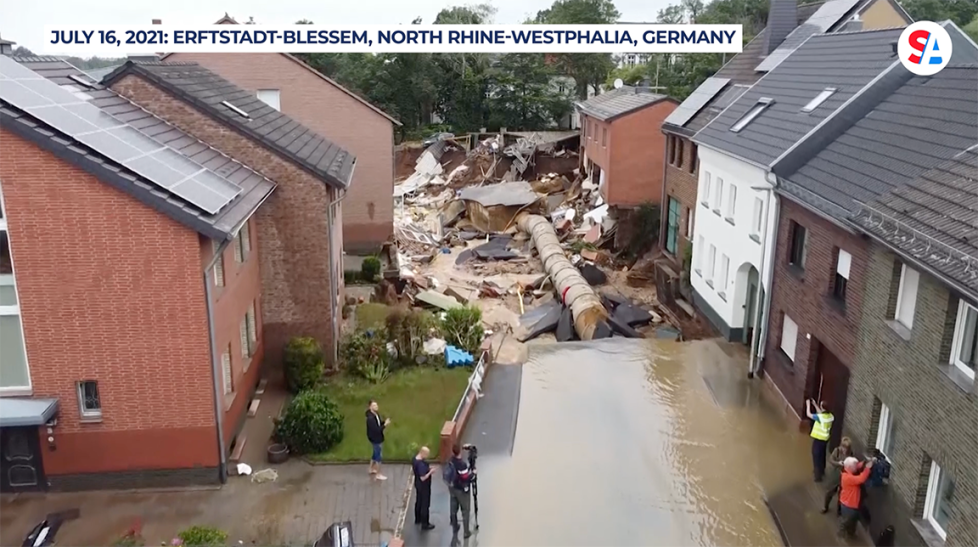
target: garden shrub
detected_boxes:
[176,526,228,547]
[276,390,345,454]
[340,328,392,383]
[361,256,382,282]
[386,307,438,368]
[283,336,325,394]
[344,270,361,285]
[441,306,484,354]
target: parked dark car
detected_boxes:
[422,132,454,149]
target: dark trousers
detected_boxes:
[823,481,842,515]
[840,505,860,536]
[449,487,471,534]
[414,481,431,525]
[812,439,828,481]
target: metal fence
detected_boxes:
[452,349,488,424]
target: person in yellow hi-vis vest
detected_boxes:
[806,399,834,482]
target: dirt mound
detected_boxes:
[395,145,424,181]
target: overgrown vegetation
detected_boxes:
[341,328,393,383]
[627,203,661,257]
[276,390,345,454]
[361,256,382,283]
[569,240,597,254]
[176,526,228,547]
[441,306,485,354]
[283,336,325,394]
[386,307,440,368]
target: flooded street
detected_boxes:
[431,338,816,547]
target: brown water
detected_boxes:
[472,338,812,547]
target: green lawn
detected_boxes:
[307,366,472,463]
[355,303,391,330]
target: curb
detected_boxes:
[301,457,414,466]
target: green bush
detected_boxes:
[361,256,382,282]
[283,337,325,394]
[681,242,693,288]
[344,270,361,285]
[628,203,661,257]
[386,307,439,368]
[441,306,484,354]
[276,390,345,454]
[177,526,227,547]
[340,328,392,383]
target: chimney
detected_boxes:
[152,19,162,25]
[763,0,798,56]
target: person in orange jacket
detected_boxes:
[839,456,874,537]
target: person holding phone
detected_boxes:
[412,446,437,530]
[366,399,391,481]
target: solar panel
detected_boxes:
[0,56,243,216]
[664,77,731,128]
[711,84,751,112]
[755,0,863,72]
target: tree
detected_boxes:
[533,0,621,99]
[900,0,978,27]
[491,53,569,129]
[964,13,978,43]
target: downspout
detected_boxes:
[327,164,354,366]
[748,172,781,378]
[204,237,232,484]
[658,134,670,250]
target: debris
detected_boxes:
[583,223,601,244]
[236,463,252,476]
[517,300,563,342]
[579,263,608,286]
[251,468,279,483]
[445,286,478,304]
[556,306,575,342]
[459,181,539,208]
[424,337,447,355]
[612,303,654,327]
[608,314,644,338]
[416,290,463,310]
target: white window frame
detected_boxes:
[76,380,102,420]
[726,184,737,220]
[894,264,919,330]
[222,344,233,396]
[801,87,837,113]
[240,316,251,360]
[685,207,693,238]
[730,98,773,133]
[213,242,225,288]
[719,254,730,293]
[949,301,978,380]
[707,244,717,282]
[875,403,894,457]
[245,301,258,370]
[233,223,250,264]
[713,178,724,211]
[0,182,31,394]
[752,197,764,236]
[701,173,712,207]
[256,89,281,111]
[695,235,705,273]
[781,314,798,362]
[923,461,952,540]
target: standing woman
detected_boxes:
[822,436,853,514]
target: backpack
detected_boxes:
[869,452,891,487]
[442,460,456,485]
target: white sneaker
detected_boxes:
[375,474,388,481]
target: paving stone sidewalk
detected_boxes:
[0,461,410,547]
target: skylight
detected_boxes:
[221,100,250,119]
[801,88,837,113]
[730,98,774,133]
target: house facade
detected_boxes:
[163,16,400,255]
[0,56,286,489]
[577,87,677,207]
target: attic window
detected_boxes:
[221,100,251,119]
[801,88,837,113]
[68,74,97,89]
[730,98,774,133]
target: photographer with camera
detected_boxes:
[442,443,477,539]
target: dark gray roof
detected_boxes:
[4,57,275,240]
[755,0,866,72]
[84,64,122,82]
[780,66,978,223]
[693,27,904,167]
[576,86,671,122]
[664,1,825,136]
[764,0,799,57]
[103,60,355,189]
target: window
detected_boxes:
[780,314,798,362]
[923,461,955,540]
[730,98,773,133]
[801,87,837,113]
[695,235,705,273]
[667,135,675,163]
[240,317,250,360]
[257,89,281,111]
[950,301,978,379]
[685,207,693,238]
[701,173,712,207]
[213,242,225,287]
[0,185,30,393]
[241,302,258,363]
[726,185,737,220]
[833,249,851,302]
[875,403,896,458]
[894,264,919,330]
[221,100,250,119]
[713,178,724,212]
[76,380,102,419]
[234,222,251,264]
[707,244,717,281]
[752,197,764,236]
[719,254,730,293]
[788,222,808,270]
[222,344,233,395]
[676,139,684,168]
[602,127,607,147]
[689,143,697,173]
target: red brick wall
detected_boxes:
[0,130,218,474]
[166,52,395,254]
[607,100,677,207]
[763,198,869,415]
[109,74,338,367]
[581,115,612,176]
[661,134,700,262]
[203,220,265,445]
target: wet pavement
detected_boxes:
[405,338,848,547]
[0,461,409,547]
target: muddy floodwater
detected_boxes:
[466,338,813,547]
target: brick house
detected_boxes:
[576,87,677,207]
[0,55,296,489]
[162,15,400,255]
[101,60,354,371]
[842,147,978,547]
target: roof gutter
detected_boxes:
[204,236,232,485]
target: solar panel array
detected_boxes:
[755,0,863,72]
[0,56,241,215]
[711,84,751,112]
[663,77,731,128]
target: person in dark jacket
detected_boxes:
[366,399,390,481]
[412,446,436,530]
[446,444,474,539]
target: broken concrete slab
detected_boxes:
[445,286,478,304]
[579,263,608,286]
[416,290,463,310]
[459,181,539,207]
[517,300,562,342]
[613,303,654,327]
[608,314,644,338]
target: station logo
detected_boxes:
[898,21,952,76]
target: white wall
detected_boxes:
[690,146,773,330]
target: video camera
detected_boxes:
[462,443,478,470]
